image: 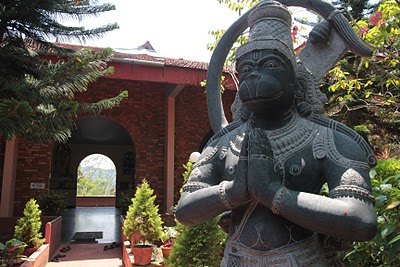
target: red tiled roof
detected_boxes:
[54,43,211,71]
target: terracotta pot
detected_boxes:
[161,245,173,258]
[22,247,37,257]
[131,245,153,266]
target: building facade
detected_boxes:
[0,45,237,216]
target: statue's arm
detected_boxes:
[278,181,376,241]
[175,159,229,226]
[176,137,251,226]
[276,137,377,241]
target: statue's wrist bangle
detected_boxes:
[218,181,234,210]
[271,186,288,215]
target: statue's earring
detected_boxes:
[294,77,313,118]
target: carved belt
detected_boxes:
[221,234,328,267]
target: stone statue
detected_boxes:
[176,1,378,266]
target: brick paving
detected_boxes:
[46,243,123,267]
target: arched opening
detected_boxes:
[76,153,117,207]
[50,117,135,209]
[77,154,116,197]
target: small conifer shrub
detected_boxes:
[14,199,45,249]
[122,179,164,245]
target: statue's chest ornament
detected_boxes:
[229,132,245,157]
[224,133,245,175]
[264,116,315,175]
[289,158,306,176]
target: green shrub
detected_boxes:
[343,159,400,266]
[166,160,227,267]
[36,191,66,216]
[373,159,400,181]
[14,199,45,249]
[0,239,27,266]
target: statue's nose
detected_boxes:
[245,73,261,95]
[245,73,280,98]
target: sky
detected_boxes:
[65,0,240,62]
[65,0,317,63]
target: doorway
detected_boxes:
[76,154,117,207]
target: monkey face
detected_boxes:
[237,50,295,115]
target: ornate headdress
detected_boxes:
[236,0,296,69]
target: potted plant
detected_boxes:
[122,179,164,266]
[14,199,45,256]
[160,226,176,258]
[0,239,27,266]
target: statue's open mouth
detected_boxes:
[243,92,282,104]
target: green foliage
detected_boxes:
[0,0,128,142]
[122,179,164,245]
[322,0,400,153]
[343,159,400,266]
[166,217,227,267]
[36,191,67,216]
[77,165,116,196]
[14,199,45,249]
[166,160,227,267]
[182,160,193,184]
[0,239,27,267]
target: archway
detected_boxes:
[76,154,117,207]
[50,117,135,209]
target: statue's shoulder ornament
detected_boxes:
[310,114,376,171]
[195,121,247,168]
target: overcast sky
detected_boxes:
[65,0,239,62]
[66,0,316,62]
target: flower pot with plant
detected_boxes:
[0,239,27,266]
[14,199,45,256]
[122,179,164,266]
[160,226,176,258]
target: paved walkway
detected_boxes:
[61,207,121,244]
[46,243,123,267]
[46,207,123,267]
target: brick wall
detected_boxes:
[7,76,237,215]
[13,140,52,216]
[174,86,236,202]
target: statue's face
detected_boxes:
[237,50,295,115]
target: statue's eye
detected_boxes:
[263,60,280,69]
[239,65,253,75]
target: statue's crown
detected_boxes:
[236,0,296,69]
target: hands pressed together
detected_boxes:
[224,129,284,210]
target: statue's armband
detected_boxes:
[182,181,210,193]
[329,169,374,204]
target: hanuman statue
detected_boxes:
[176,0,377,266]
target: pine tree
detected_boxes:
[0,0,127,142]
[14,199,45,249]
[123,179,164,245]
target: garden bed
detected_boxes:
[20,244,49,267]
[0,216,62,267]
